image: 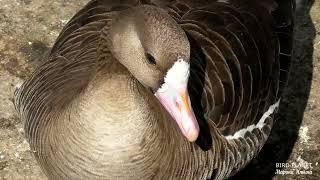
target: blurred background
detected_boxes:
[0,0,319,179]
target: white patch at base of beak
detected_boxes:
[157,59,190,93]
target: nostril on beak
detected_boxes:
[175,97,183,111]
[175,101,180,110]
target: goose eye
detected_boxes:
[146,53,157,65]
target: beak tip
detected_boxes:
[186,128,200,142]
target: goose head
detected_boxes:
[106,5,199,142]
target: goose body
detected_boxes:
[14,0,294,179]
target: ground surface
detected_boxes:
[0,0,319,179]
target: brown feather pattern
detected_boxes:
[14,0,294,179]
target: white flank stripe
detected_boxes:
[226,99,280,140]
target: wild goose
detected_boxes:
[14,0,295,179]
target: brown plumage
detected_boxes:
[14,0,294,179]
